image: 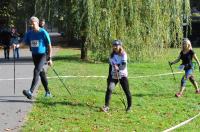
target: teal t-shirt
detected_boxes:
[24,28,51,54]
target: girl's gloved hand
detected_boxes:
[114,65,119,71]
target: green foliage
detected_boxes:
[0,0,13,27]
[0,0,36,32]
[64,0,191,62]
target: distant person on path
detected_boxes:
[11,27,20,59]
[102,40,132,112]
[0,28,11,59]
[39,19,46,29]
[13,16,53,99]
[170,38,200,97]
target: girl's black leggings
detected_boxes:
[30,54,49,93]
[105,77,132,108]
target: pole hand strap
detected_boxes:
[168,61,176,82]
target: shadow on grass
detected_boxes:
[0,96,100,111]
[93,89,106,94]
[36,97,100,111]
[52,54,105,64]
[93,88,174,99]
[52,54,81,63]
[94,89,131,97]
[133,93,174,98]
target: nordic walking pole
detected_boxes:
[13,47,16,94]
[116,70,126,110]
[168,61,176,82]
[50,65,72,96]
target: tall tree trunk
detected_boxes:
[81,36,87,60]
[33,0,38,15]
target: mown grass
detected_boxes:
[22,48,200,132]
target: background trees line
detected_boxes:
[0,0,191,61]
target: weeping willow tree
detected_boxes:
[68,0,191,61]
[28,0,191,61]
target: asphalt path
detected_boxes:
[0,47,58,132]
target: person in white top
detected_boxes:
[102,40,132,112]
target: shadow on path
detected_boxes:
[0,96,34,103]
[0,57,33,65]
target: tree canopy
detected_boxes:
[0,0,191,61]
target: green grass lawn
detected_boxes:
[22,48,200,132]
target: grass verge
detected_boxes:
[22,48,200,132]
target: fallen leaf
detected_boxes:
[4,128,11,131]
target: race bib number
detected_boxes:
[31,40,39,47]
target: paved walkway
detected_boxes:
[0,47,58,132]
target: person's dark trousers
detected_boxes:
[120,77,132,108]
[105,77,132,108]
[4,46,10,59]
[13,48,19,59]
[30,54,50,93]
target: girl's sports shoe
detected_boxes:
[101,106,109,112]
[45,92,52,97]
[175,92,182,98]
[126,106,132,112]
[23,90,32,99]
